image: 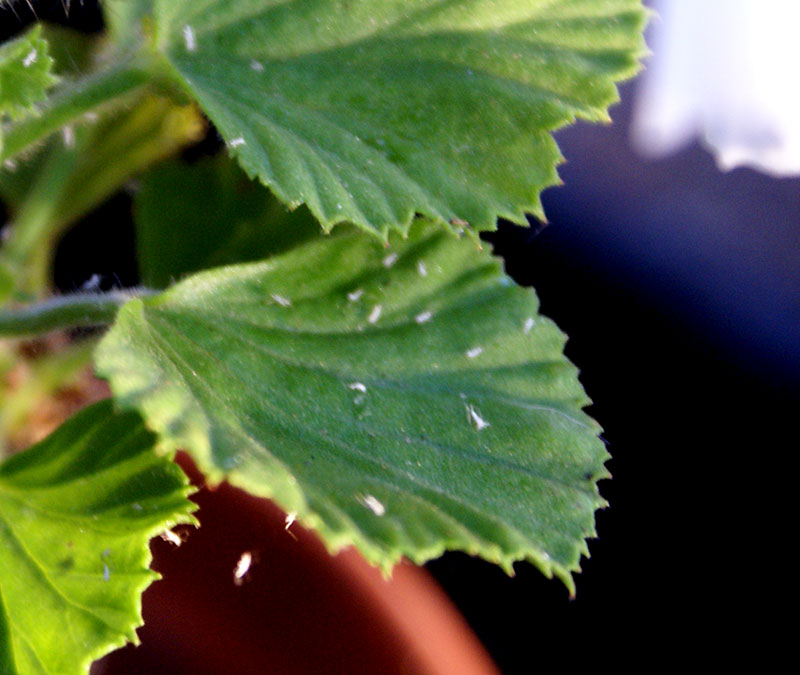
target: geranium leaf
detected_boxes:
[0,400,197,674]
[145,0,646,236]
[0,25,57,122]
[95,220,607,590]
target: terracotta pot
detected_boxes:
[94,454,499,674]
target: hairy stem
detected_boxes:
[0,289,157,337]
[0,59,150,162]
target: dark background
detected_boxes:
[3,1,796,670]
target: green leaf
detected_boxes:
[95,220,607,590]
[147,0,646,236]
[0,25,58,122]
[135,156,322,288]
[0,400,197,674]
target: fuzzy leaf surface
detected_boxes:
[148,0,646,236]
[0,25,57,122]
[96,221,607,589]
[0,400,197,674]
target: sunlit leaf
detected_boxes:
[0,400,197,674]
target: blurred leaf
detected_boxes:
[0,399,197,674]
[96,220,606,590]
[135,156,321,288]
[0,93,204,297]
[0,25,57,123]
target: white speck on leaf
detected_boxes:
[23,48,37,67]
[466,404,490,431]
[234,551,252,585]
[132,502,142,511]
[101,549,111,581]
[524,317,535,334]
[466,346,483,359]
[358,494,386,516]
[368,304,382,324]
[183,25,196,52]
[250,60,264,71]
[417,260,427,276]
[229,136,246,148]
[285,512,296,530]
[382,253,398,267]
[415,311,432,324]
[348,382,367,393]
[347,288,364,302]
[62,125,75,148]
[271,293,291,307]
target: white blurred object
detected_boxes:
[632,0,800,176]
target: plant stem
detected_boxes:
[0,289,157,337]
[0,60,150,162]
[1,139,82,297]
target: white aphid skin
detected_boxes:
[368,304,382,324]
[271,293,291,306]
[415,311,432,324]
[524,317,535,334]
[465,346,483,359]
[62,125,75,148]
[347,288,364,302]
[183,25,196,52]
[382,252,398,268]
[101,549,111,582]
[417,260,427,277]
[250,60,265,71]
[233,551,252,585]
[81,273,102,290]
[229,136,246,148]
[22,48,37,67]
[359,494,386,516]
[348,382,367,393]
[160,530,182,547]
[466,404,490,431]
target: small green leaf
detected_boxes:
[135,156,322,288]
[147,0,646,236]
[96,220,607,589]
[0,400,197,674]
[0,25,58,122]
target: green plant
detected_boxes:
[0,1,646,671]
